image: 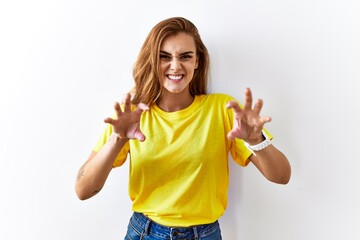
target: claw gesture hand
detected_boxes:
[104,94,149,142]
[226,88,272,144]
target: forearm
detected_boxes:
[249,144,291,184]
[75,134,128,200]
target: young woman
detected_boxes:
[75,17,291,240]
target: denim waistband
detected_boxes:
[130,212,220,239]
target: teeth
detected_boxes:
[168,75,182,80]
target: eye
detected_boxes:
[160,54,171,60]
[180,55,192,60]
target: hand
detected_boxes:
[226,88,271,144]
[104,94,149,142]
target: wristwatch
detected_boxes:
[244,130,272,156]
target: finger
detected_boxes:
[137,103,149,112]
[260,116,272,125]
[134,131,146,142]
[123,93,131,112]
[133,103,149,116]
[244,88,253,110]
[226,100,242,113]
[253,99,263,116]
[227,130,238,141]
[114,102,122,118]
[104,117,115,125]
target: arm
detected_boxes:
[75,135,128,200]
[247,134,291,184]
[227,88,291,184]
[75,94,149,200]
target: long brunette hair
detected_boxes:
[131,17,210,105]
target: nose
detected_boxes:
[170,58,182,71]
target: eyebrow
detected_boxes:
[160,51,195,56]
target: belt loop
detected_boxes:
[170,228,174,240]
[193,226,199,240]
[143,218,151,236]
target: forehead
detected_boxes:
[160,32,196,53]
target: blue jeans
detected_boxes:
[124,212,222,240]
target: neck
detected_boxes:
[156,91,194,112]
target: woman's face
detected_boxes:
[159,32,198,95]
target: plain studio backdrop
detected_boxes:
[1,0,359,239]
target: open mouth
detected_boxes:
[167,74,184,81]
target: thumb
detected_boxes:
[227,130,237,141]
[134,131,146,142]
[135,103,149,113]
[104,117,114,124]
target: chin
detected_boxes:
[166,88,186,94]
[163,84,188,94]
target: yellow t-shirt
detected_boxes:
[93,93,271,227]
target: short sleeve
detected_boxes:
[230,128,273,167]
[230,138,252,167]
[93,124,130,168]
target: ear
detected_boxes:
[194,56,199,69]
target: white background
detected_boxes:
[1,0,359,239]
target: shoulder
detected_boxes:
[195,94,239,115]
[196,94,236,125]
[199,93,237,104]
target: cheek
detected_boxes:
[160,62,168,71]
[187,66,196,76]
[159,70,167,81]
[158,75,165,86]
[158,65,166,81]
